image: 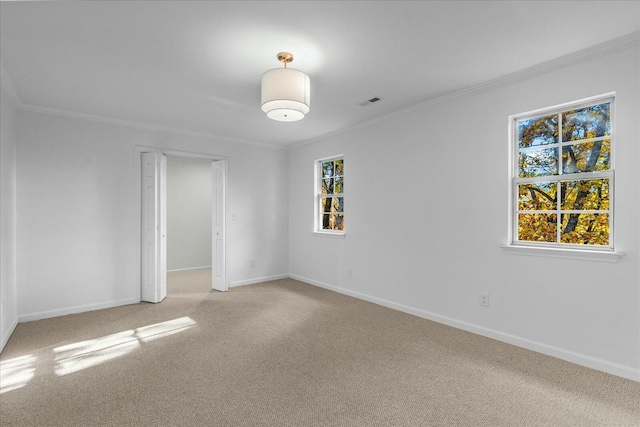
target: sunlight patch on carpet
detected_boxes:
[0,354,37,394]
[54,317,196,376]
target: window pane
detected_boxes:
[333,213,344,230]
[321,213,344,230]
[518,213,557,242]
[322,161,334,178]
[322,178,334,194]
[334,176,343,194]
[518,183,557,210]
[561,213,609,245]
[330,197,344,213]
[562,103,610,142]
[321,214,331,230]
[334,159,344,176]
[320,197,344,215]
[561,179,609,211]
[518,147,558,177]
[562,139,610,173]
[320,197,330,214]
[320,195,332,230]
[518,114,558,148]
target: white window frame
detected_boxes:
[506,93,622,260]
[314,155,345,236]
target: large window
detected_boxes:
[316,156,344,233]
[511,95,614,250]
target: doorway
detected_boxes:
[136,147,228,303]
[166,155,213,272]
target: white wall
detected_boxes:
[0,87,19,351]
[166,155,212,271]
[289,45,640,380]
[15,110,289,321]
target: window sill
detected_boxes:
[501,244,623,263]
[313,231,346,239]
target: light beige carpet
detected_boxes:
[1,268,639,426]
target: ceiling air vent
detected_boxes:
[359,97,381,106]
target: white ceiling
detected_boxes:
[1,1,639,146]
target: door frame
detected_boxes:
[134,146,230,300]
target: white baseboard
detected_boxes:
[230,274,289,288]
[167,265,212,273]
[0,316,19,353]
[289,274,640,383]
[18,297,141,323]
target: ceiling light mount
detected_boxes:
[277,51,294,67]
[261,52,310,122]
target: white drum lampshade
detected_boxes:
[261,52,310,122]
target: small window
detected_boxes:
[511,95,614,250]
[315,156,344,233]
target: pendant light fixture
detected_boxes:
[261,52,310,122]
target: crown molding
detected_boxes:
[16,103,287,150]
[0,61,22,107]
[6,31,638,152]
[291,31,640,149]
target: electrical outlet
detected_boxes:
[347,267,352,277]
[479,293,490,307]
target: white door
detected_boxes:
[159,154,167,299]
[141,152,167,303]
[212,160,227,292]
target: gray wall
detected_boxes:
[0,87,18,351]
[14,111,289,321]
[288,43,640,380]
[166,155,212,271]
